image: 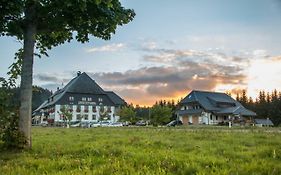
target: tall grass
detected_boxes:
[1,127,281,174]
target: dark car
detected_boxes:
[166,120,183,127]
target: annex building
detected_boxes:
[33,72,126,124]
[176,90,256,125]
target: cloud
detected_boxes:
[35,44,280,106]
[34,73,71,84]
[34,45,252,105]
[86,43,125,53]
[141,41,157,51]
[87,62,247,104]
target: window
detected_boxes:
[98,98,103,102]
[216,116,218,120]
[84,106,89,113]
[224,116,227,120]
[87,97,92,101]
[60,115,64,120]
[92,114,96,120]
[210,115,213,120]
[76,114,81,120]
[82,97,87,101]
[83,114,88,120]
[92,106,97,112]
[76,106,81,112]
[69,96,74,101]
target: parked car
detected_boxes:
[166,120,183,127]
[122,121,130,126]
[70,121,80,127]
[100,121,111,127]
[108,122,123,127]
[81,121,91,128]
[135,121,147,126]
[40,121,48,127]
[90,122,101,127]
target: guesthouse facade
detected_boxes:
[33,72,126,124]
[176,90,256,125]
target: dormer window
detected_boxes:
[98,98,103,102]
[82,97,87,101]
[87,97,92,101]
[69,96,74,101]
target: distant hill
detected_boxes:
[6,86,52,111]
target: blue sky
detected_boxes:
[1,0,281,105]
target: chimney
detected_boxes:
[77,71,81,76]
[57,87,60,91]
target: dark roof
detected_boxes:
[255,119,274,125]
[105,91,126,105]
[179,90,256,116]
[36,72,125,109]
[62,72,104,94]
[215,106,256,116]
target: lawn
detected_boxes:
[1,126,281,175]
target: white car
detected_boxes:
[70,121,80,127]
[40,121,48,127]
[90,122,101,127]
[108,122,123,127]
[100,121,111,127]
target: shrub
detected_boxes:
[0,78,26,149]
[0,111,27,149]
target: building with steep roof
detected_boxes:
[176,90,256,125]
[33,72,126,124]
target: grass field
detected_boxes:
[1,126,281,175]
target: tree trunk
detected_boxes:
[19,2,37,149]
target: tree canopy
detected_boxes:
[1,0,135,56]
[150,105,172,126]
[118,106,136,123]
[0,0,135,148]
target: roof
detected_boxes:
[178,90,256,116]
[62,72,104,94]
[36,72,125,110]
[255,119,274,125]
[215,106,256,116]
[105,91,126,105]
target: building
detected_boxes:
[176,90,256,125]
[254,118,274,127]
[33,72,126,124]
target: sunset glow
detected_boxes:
[247,58,281,99]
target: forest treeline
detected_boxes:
[0,86,52,111]
[235,90,281,126]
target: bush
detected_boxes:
[0,111,26,149]
[0,79,26,149]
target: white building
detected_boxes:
[176,90,256,125]
[33,72,126,124]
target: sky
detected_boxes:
[1,0,281,106]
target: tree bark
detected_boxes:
[19,2,37,149]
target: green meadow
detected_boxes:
[1,126,281,175]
